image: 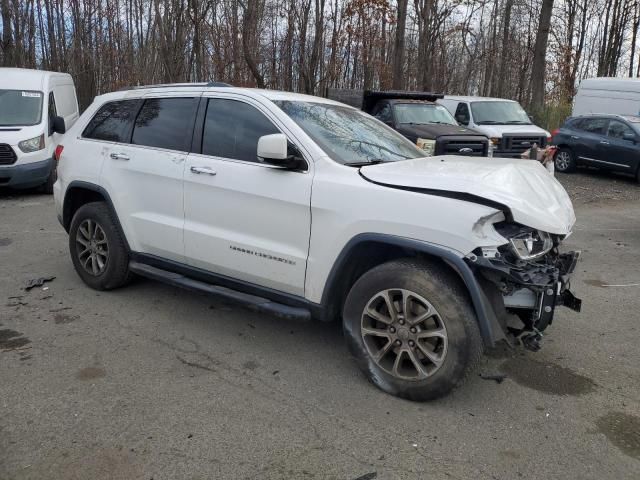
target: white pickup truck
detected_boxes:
[438,96,551,158]
[53,84,581,400]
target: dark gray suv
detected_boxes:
[552,114,640,181]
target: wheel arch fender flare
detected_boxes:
[320,233,504,347]
[62,180,131,252]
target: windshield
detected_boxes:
[275,100,423,164]
[394,103,457,125]
[0,90,44,126]
[471,101,531,125]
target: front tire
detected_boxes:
[69,202,131,290]
[554,147,576,173]
[343,259,483,401]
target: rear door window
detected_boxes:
[82,100,141,143]
[578,118,608,136]
[202,99,280,162]
[132,98,198,151]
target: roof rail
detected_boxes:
[119,82,232,91]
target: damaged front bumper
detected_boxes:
[467,248,582,350]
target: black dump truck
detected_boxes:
[326,89,490,157]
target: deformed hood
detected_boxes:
[360,156,576,235]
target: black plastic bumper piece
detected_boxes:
[559,289,582,312]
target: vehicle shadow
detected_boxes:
[0,186,48,199]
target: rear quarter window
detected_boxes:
[82,100,141,143]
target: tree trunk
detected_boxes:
[530,0,554,108]
[630,1,639,77]
[496,0,514,97]
[242,0,266,88]
[1,0,13,66]
[391,0,408,90]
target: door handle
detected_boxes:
[600,140,610,145]
[190,166,217,176]
[110,152,130,161]
[571,135,580,140]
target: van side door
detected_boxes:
[183,95,312,296]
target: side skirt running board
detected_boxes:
[129,261,311,321]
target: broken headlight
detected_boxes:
[495,223,553,261]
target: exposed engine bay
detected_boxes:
[468,222,582,351]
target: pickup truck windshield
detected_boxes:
[0,90,44,126]
[394,103,457,125]
[274,100,423,165]
[471,101,531,125]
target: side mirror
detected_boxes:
[455,115,469,125]
[52,115,66,135]
[528,114,535,123]
[623,132,637,143]
[257,134,305,170]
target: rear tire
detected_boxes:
[69,202,131,290]
[554,147,576,173]
[342,259,483,401]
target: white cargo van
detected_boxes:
[438,96,551,158]
[0,68,78,192]
[573,78,640,117]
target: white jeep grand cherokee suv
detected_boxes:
[53,83,581,400]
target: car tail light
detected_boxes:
[54,145,64,163]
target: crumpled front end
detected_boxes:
[467,221,581,351]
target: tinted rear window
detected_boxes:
[132,98,198,151]
[82,100,140,142]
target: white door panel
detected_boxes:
[184,154,311,295]
[101,144,186,261]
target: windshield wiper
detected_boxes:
[476,120,503,125]
[504,120,532,125]
[344,159,386,167]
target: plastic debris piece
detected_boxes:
[480,373,508,384]
[24,276,55,291]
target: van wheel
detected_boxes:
[554,148,576,173]
[342,259,483,401]
[69,202,131,290]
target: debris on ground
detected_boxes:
[479,373,508,384]
[24,276,56,291]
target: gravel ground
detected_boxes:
[556,168,640,205]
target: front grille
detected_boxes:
[504,136,546,152]
[0,144,17,165]
[438,137,488,157]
